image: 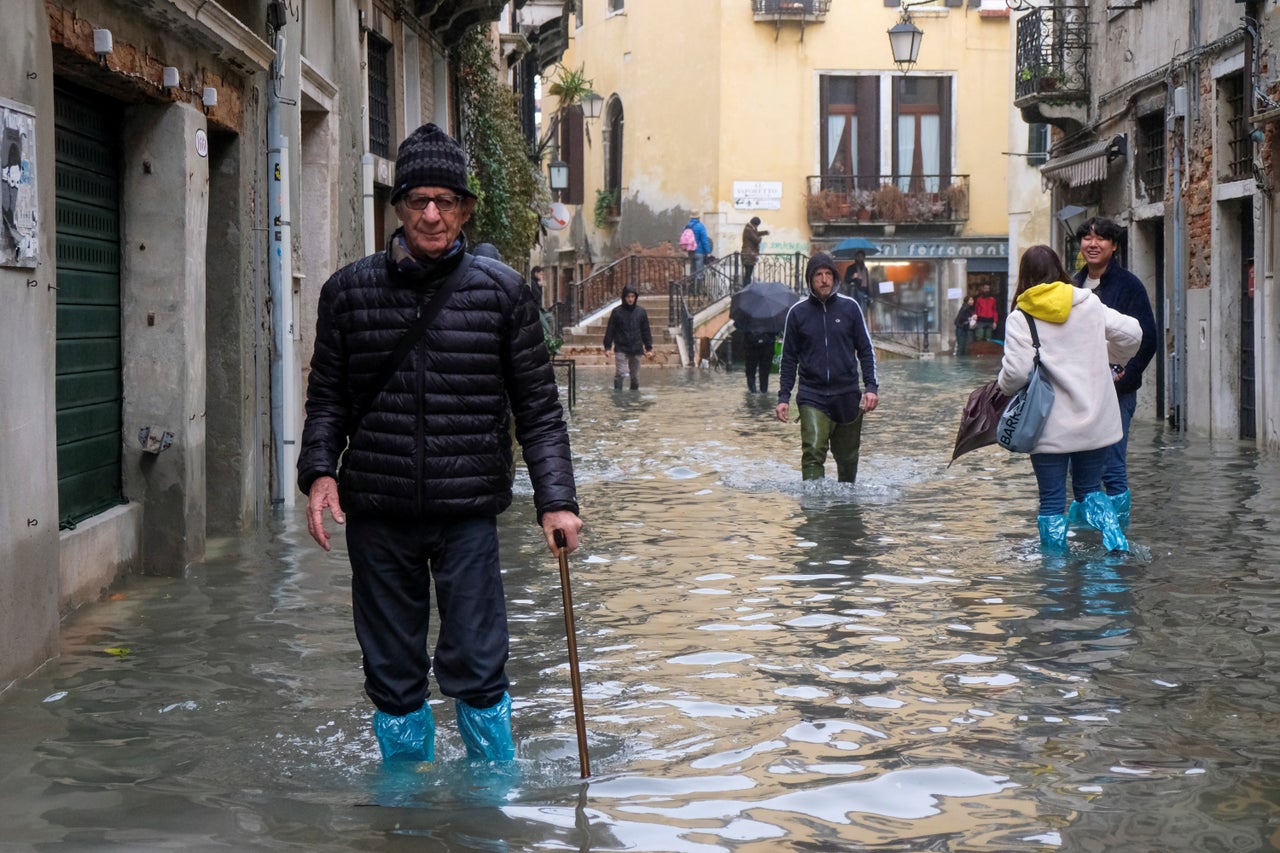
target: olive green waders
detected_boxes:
[799,405,864,482]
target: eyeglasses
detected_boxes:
[402,193,464,212]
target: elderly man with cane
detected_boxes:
[298,123,584,765]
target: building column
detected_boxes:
[120,102,208,572]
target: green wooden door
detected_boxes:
[54,82,123,528]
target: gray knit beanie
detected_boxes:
[391,123,476,205]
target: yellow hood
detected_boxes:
[1014,280,1076,324]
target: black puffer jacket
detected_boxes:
[297,235,578,522]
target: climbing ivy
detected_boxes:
[453,27,548,268]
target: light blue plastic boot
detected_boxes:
[1109,490,1131,529]
[456,692,516,761]
[1037,514,1068,553]
[1082,491,1128,553]
[1066,499,1085,529]
[373,705,435,762]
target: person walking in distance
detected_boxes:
[973,283,999,341]
[740,216,768,286]
[1067,216,1156,529]
[603,283,653,390]
[775,252,879,482]
[297,123,582,765]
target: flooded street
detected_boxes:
[3,356,1279,851]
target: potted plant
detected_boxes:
[871,183,908,221]
[941,181,968,218]
[850,188,874,221]
[806,189,845,221]
[594,187,620,228]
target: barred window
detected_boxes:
[1220,72,1250,182]
[1137,112,1165,202]
[367,34,392,159]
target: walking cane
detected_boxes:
[554,529,591,778]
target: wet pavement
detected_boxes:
[2,356,1279,851]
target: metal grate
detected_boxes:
[1222,72,1251,182]
[367,34,392,158]
[1136,112,1165,202]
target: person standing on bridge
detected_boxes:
[603,282,653,391]
[775,252,879,483]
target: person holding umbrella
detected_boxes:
[775,252,879,483]
[730,279,801,394]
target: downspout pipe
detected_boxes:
[268,30,298,505]
[1170,91,1187,432]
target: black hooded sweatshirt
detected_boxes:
[603,284,653,356]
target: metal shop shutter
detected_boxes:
[54,81,123,528]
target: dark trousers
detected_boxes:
[743,261,756,286]
[743,337,773,392]
[347,514,509,716]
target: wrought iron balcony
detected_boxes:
[415,0,506,43]
[1014,5,1090,131]
[753,0,830,23]
[805,175,970,232]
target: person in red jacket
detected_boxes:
[973,283,999,341]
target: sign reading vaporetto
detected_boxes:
[732,180,782,210]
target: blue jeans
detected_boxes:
[1030,447,1107,517]
[1103,390,1136,496]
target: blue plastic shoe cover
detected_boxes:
[1109,490,1131,529]
[456,692,516,761]
[1082,491,1128,553]
[1066,499,1086,529]
[1037,514,1068,553]
[373,705,435,762]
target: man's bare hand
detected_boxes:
[861,391,879,413]
[775,402,790,423]
[542,510,583,556]
[306,476,345,551]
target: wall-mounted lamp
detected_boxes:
[887,14,923,73]
[1056,204,1091,234]
[202,87,218,108]
[93,28,114,56]
[548,159,569,191]
[162,66,180,88]
[582,92,604,120]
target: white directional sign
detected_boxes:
[733,180,782,210]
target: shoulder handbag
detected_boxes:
[348,253,473,431]
[997,310,1055,453]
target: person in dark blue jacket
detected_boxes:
[1070,217,1156,528]
[775,252,880,482]
[603,283,654,390]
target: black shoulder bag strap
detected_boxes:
[349,253,473,430]
[1021,308,1043,368]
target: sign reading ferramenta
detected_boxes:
[733,181,782,210]
[879,239,1008,258]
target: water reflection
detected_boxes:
[2,358,1279,850]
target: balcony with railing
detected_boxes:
[1014,5,1090,131]
[804,174,970,235]
[753,0,830,35]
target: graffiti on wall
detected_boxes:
[0,97,37,268]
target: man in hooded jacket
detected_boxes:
[775,253,879,482]
[603,283,653,390]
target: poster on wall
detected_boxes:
[1,97,38,269]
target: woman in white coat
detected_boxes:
[998,245,1142,552]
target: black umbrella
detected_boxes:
[949,380,1011,466]
[730,280,802,336]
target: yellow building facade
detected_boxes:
[542,0,1017,351]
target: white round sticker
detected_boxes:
[195,128,208,158]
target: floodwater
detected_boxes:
[3,357,1280,852]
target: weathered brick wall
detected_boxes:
[45,0,246,133]
[1184,63,1214,290]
